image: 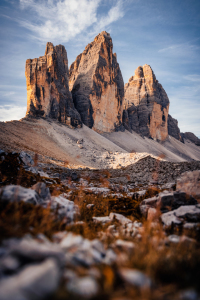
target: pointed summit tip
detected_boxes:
[45,42,54,55]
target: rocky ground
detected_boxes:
[0,150,200,300]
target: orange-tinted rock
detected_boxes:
[69,31,124,133]
[25,42,82,127]
[123,65,169,141]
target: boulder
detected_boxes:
[174,205,200,222]
[0,185,40,205]
[176,170,200,200]
[69,31,124,133]
[0,259,60,300]
[25,42,82,127]
[123,64,169,141]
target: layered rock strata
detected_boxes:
[167,114,182,141]
[25,42,82,127]
[123,65,169,141]
[69,31,124,133]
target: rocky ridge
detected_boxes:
[69,31,124,133]
[25,42,82,127]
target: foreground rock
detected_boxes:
[161,205,200,227]
[123,64,169,141]
[0,259,60,300]
[69,31,124,133]
[25,42,82,127]
[176,170,200,199]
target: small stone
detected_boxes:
[60,233,83,250]
[115,239,135,251]
[119,268,151,289]
[67,276,99,298]
[92,216,111,224]
[167,235,180,243]
[147,208,158,221]
[86,204,94,209]
[109,213,132,225]
[31,182,51,202]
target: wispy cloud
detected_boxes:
[158,41,200,57]
[0,105,26,121]
[18,0,124,43]
[183,74,200,82]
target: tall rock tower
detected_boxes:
[25,42,82,127]
[69,31,124,133]
[123,65,169,141]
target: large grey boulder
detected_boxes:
[161,205,200,226]
[6,238,66,268]
[0,185,40,205]
[0,259,60,300]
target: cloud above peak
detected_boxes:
[18,0,124,43]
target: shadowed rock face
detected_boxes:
[69,31,124,133]
[123,65,169,141]
[181,132,200,146]
[25,42,82,127]
[167,114,182,141]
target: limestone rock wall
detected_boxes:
[167,114,182,141]
[123,65,169,141]
[181,132,200,146]
[69,31,124,133]
[25,42,82,127]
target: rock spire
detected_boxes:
[25,42,82,127]
[123,65,169,141]
[69,31,124,133]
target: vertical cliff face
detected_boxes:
[167,114,182,141]
[69,31,124,133]
[123,65,169,141]
[25,42,82,127]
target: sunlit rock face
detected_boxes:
[25,42,82,127]
[69,31,124,133]
[123,65,169,141]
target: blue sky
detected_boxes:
[0,0,200,137]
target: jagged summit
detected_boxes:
[69,31,124,133]
[123,64,169,141]
[25,42,82,128]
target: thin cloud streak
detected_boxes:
[18,0,124,43]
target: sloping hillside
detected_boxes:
[0,117,200,169]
